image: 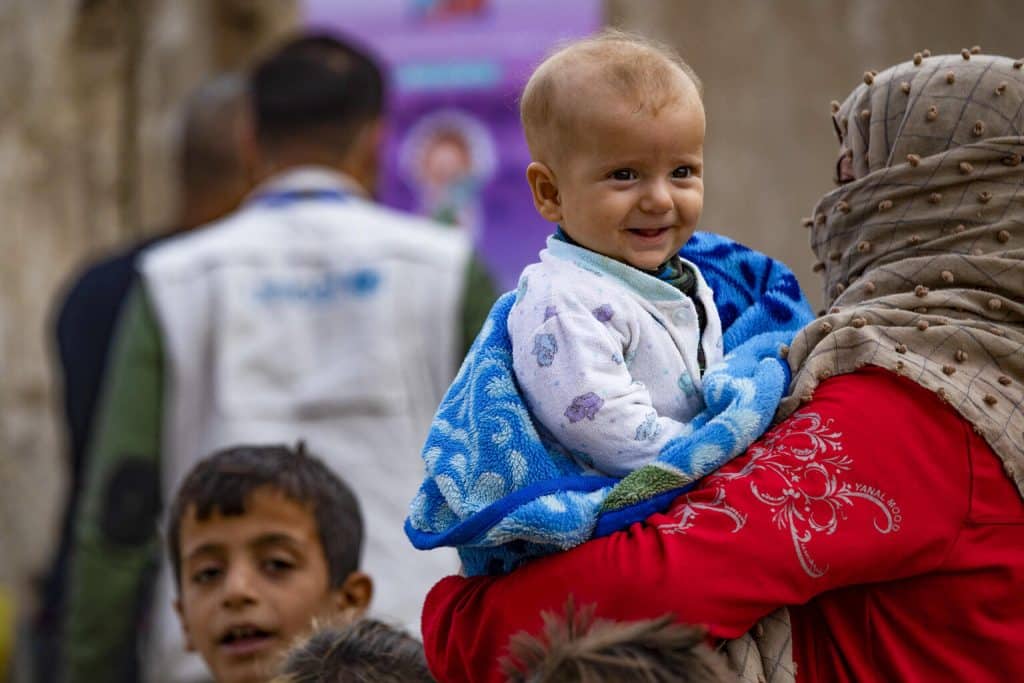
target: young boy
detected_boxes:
[167,443,372,683]
[510,29,718,475]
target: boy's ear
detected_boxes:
[330,571,373,621]
[526,162,563,223]
[174,597,196,652]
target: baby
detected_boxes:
[510,30,721,476]
[405,29,812,576]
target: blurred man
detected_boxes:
[40,73,250,683]
[64,34,495,683]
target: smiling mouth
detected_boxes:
[627,227,670,238]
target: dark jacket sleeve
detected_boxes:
[63,283,164,683]
[41,243,154,653]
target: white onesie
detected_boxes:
[508,236,724,477]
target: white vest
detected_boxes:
[139,168,468,683]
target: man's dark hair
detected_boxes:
[250,33,385,152]
[277,618,435,683]
[178,72,248,205]
[166,442,363,591]
[502,597,737,683]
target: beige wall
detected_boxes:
[0,0,296,612]
[610,0,1021,312]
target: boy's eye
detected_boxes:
[672,166,693,179]
[261,557,295,575]
[609,169,638,181]
[191,567,222,585]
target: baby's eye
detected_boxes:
[672,166,693,179]
[191,567,222,585]
[609,169,638,181]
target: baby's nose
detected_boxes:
[639,179,674,213]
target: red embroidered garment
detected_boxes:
[422,367,1024,682]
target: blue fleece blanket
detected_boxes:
[406,233,813,576]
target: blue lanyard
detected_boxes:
[251,188,350,207]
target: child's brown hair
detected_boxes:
[520,28,703,165]
[275,618,435,682]
[501,597,736,683]
[166,442,363,592]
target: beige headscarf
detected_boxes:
[778,52,1024,498]
[729,52,1024,683]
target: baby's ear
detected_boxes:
[332,571,373,620]
[173,597,196,652]
[526,162,562,222]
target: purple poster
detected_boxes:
[304,0,603,288]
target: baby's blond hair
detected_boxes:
[520,29,703,164]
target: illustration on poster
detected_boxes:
[411,0,489,20]
[400,109,497,240]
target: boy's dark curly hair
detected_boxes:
[166,442,363,591]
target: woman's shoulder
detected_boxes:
[807,366,973,445]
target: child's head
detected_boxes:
[274,618,435,682]
[501,597,736,683]
[521,29,706,271]
[167,443,371,683]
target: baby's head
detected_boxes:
[167,443,371,683]
[521,30,706,271]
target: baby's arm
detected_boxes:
[510,302,690,477]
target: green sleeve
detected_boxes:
[63,283,164,683]
[458,253,499,359]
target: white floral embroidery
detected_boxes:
[661,486,747,535]
[658,410,900,578]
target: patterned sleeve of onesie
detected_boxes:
[509,275,692,477]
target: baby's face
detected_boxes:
[552,92,705,271]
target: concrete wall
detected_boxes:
[0,0,296,621]
[610,0,1021,312]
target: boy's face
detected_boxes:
[174,488,369,683]
[529,79,705,271]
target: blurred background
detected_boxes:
[0,0,1018,679]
